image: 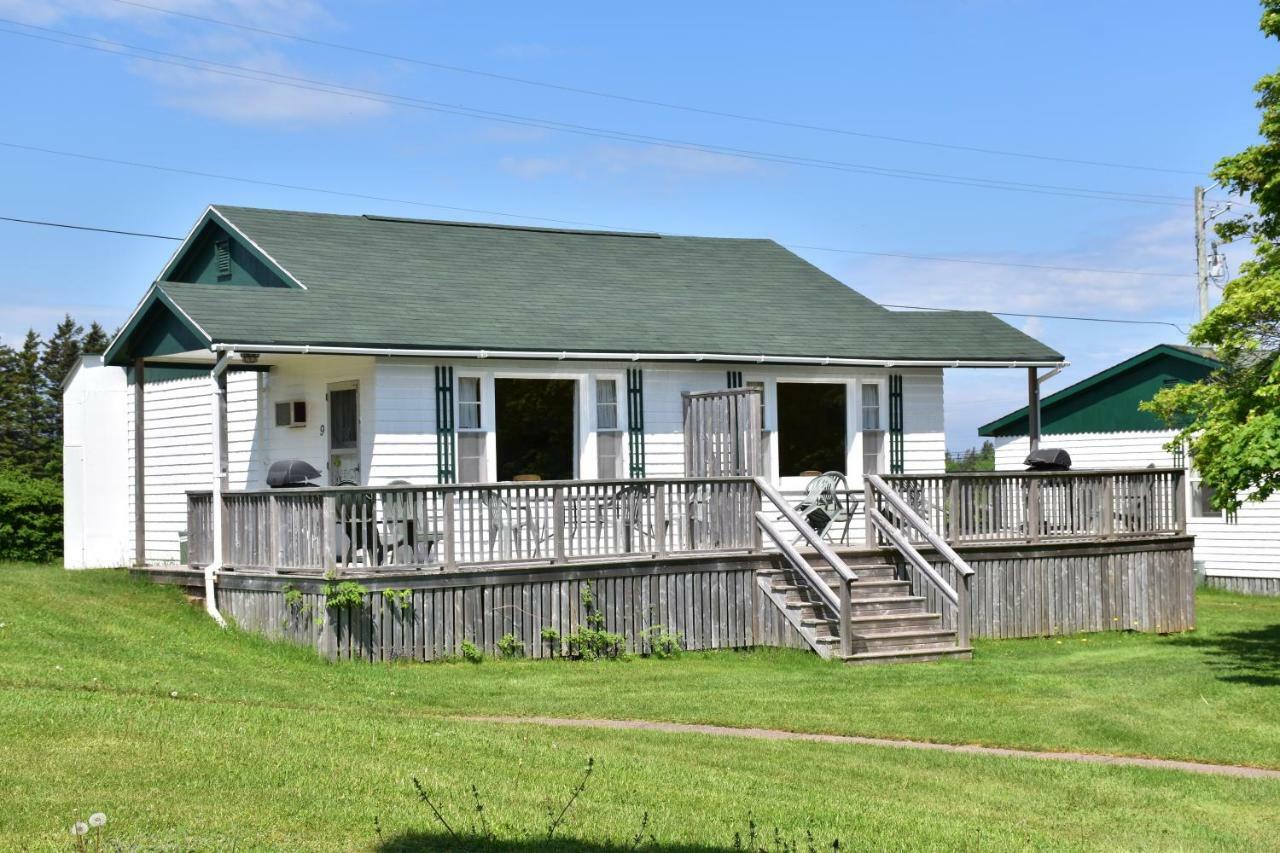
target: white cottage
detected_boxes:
[64,204,1063,569]
[980,343,1280,596]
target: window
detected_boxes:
[861,383,884,476]
[777,383,846,476]
[457,377,485,483]
[1189,463,1220,519]
[457,377,481,430]
[596,378,623,478]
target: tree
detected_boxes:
[1143,1,1280,511]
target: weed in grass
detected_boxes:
[497,633,525,659]
[460,640,484,664]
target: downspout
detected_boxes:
[203,350,231,627]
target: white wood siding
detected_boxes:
[994,431,1280,578]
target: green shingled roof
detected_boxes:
[112,205,1065,365]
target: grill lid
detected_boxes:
[266,458,323,488]
[1024,448,1072,471]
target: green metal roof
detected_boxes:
[978,344,1220,437]
[108,205,1065,366]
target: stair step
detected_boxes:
[846,579,913,599]
[848,629,958,654]
[849,595,928,615]
[800,617,837,637]
[848,612,942,632]
[839,645,974,665]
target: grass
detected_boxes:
[2,563,1279,850]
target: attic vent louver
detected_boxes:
[214,239,231,281]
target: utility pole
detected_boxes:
[1195,185,1209,322]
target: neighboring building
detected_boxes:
[64,204,1062,568]
[979,343,1280,596]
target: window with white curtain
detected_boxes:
[457,377,485,483]
[861,383,884,477]
[596,378,622,478]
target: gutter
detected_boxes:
[202,352,230,629]
[210,342,1067,370]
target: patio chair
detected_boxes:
[786,471,857,544]
[609,483,668,552]
[478,489,543,560]
[334,489,384,567]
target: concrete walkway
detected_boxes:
[463,715,1280,781]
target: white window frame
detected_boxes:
[594,374,626,480]
[455,373,488,483]
[857,377,888,480]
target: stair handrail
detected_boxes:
[754,476,857,657]
[865,474,974,648]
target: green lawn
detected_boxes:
[2,563,1278,850]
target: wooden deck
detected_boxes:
[142,533,1194,662]
[154,469,1194,662]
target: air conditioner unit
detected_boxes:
[274,400,307,428]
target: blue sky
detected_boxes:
[0,0,1272,447]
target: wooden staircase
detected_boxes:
[757,550,972,664]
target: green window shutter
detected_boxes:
[1172,442,1186,469]
[726,370,743,389]
[214,239,232,282]
[888,374,905,474]
[435,365,456,484]
[626,368,646,478]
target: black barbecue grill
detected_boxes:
[1024,448,1072,471]
[266,459,323,488]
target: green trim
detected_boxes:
[125,362,268,385]
[159,208,302,290]
[978,344,1221,437]
[888,374,905,474]
[435,366,456,484]
[726,370,743,389]
[626,368,645,478]
[103,286,212,367]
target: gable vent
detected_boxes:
[214,239,232,281]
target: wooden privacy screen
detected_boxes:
[682,388,764,478]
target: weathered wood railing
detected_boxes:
[186,477,758,574]
[876,468,1186,545]
[865,474,974,649]
[754,476,857,658]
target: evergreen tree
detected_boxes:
[82,322,110,355]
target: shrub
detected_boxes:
[496,633,524,658]
[460,640,484,664]
[0,467,61,563]
[641,625,684,658]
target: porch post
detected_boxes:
[133,358,145,567]
[210,353,230,570]
[1027,368,1042,453]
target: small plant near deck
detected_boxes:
[540,626,561,657]
[459,639,484,664]
[552,582,622,660]
[641,624,684,658]
[381,588,412,612]
[322,580,368,610]
[497,632,524,658]
[281,583,304,611]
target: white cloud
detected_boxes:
[3,0,383,124]
[833,211,1252,322]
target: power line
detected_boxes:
[0,213,1192,331]
[0,142,612,228]
[0,21,1194,208]
[0,151,1189,278]
[789,245,1192,278]
[882,303,1187,333]
[0,215,181,240]
[109,0,1204,177]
